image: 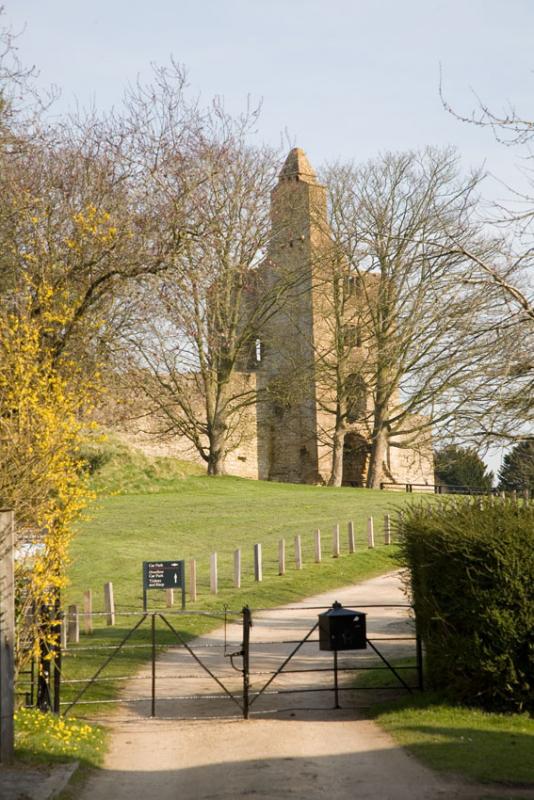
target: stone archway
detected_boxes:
[342,433,368,487]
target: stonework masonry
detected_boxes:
[114,147,434,487]
[228,148,434,487]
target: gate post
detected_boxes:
[151,613,157,718]
[242,606,251,720]
[37,603,52,711]
[52,592,62,714]
[416,629,424,691]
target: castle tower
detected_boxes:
[256,148,332,483]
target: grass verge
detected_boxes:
[370,693,534,786]
[14,707,105,768]
[352,658,534,786]
[16,447,424,770]
[52,471,419,717]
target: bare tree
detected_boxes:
[122,105,287,475]
[318,148,502,488]
[439,84,534,442]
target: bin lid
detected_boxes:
[319,601,366,618]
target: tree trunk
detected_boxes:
[207,454,225,476]
[366,425,388,489]
[207,418,227,476]
[328,425,345,487]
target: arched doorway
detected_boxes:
[342,433,368,487]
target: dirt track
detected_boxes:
[78,573,492,800]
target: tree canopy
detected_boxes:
[434,444,494,491]
[498,441,534,493]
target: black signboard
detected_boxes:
[142,560,185,610]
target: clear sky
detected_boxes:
[5,0,531,475]
[5,1,534,181]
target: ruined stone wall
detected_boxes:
[98,371,260,480]
[255,152,326,483]
[101,148,435,490]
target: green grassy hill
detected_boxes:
[55,441,422,715]
[70,442,414,613]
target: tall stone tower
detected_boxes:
[113,145,434,488]
[256,148,332,483]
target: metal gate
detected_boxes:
[18,601,422,720]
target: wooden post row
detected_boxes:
[348,521,355,553]
[367,517,375,548]
[314,529,322,563]
[189,559,197,602]
[104,581,115,626]
[210,552,218,594]
[83,589,93,634]
[384,514,392,545]
[254,544,263,582]
[67,604,80,644]
[332,523,340,558]
[234,549,241,588]
[278,538,286,576]
[0,509,15,764]
[294,535,302,570]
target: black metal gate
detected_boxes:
[18,602,422,720]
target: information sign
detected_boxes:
[142,560,185,610]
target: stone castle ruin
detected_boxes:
[117,147,434,488]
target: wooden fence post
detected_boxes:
[166,589,174,607]
[348,521,355,554]
[332,523,340,558]
[254,544,263,582]
[384,514,392,545]
[294,535,303,570]
[367,517,375,548]
[67,604,79,644]
[210,552,218,594]
[278,538,286,576]
[189,559,197,602]
[61,615,67,651]
[83,590,93,635]
[104,581,115,626]
[0,509,15,764]
[234,549,241,588]
[314,529,322,563]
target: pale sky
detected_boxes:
[5,1,534,181]
[5,0,532,476]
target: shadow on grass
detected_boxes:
[372,693,534,786]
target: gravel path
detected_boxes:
[77,572,489,800]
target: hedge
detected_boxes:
[399,498,534,713]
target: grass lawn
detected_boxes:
[15,449,420,768]
[373,694,534,787]
[69,474,413,614]
[351,659,534,787]
[36,466,420,721]
[14,707,105,768]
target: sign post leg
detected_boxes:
[151,613,156,718]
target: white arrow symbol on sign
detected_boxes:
[174,573,178,584]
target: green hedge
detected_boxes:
[399,499,534,713]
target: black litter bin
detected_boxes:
[319,601,367,651]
